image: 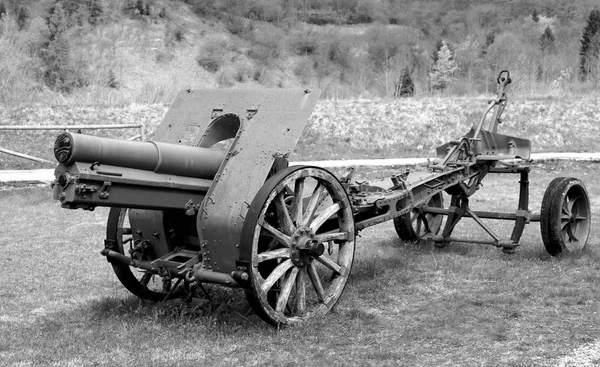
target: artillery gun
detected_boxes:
[52,71,591,325]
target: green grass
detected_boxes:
[1,162,599,366]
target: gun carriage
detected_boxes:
[52,71,591,325]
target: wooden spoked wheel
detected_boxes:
[241,166,355,325]
[393,192,444,242]
[540,177,591,256]
[106,208,170,301]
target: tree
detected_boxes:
[540,26,555,54]
[0,3,6,18]
[431,39,444,64]
[395,67,414,98]
[531,8,539,22]
[539,27,556,83]
[366,25,420,96]
[123,0,136,15]
[87,0,103,25]
[16,5,29,30]
[430,41,458,92]
[350,0,385,24]
[579,10,600,82]
[42,1,83,93]
[136,0,144,14]
[455,34,482,87]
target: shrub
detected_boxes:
[196,34,230,73]
[247,0,283,23]
[224,14,253,38]
[158,7,168,18]
[233,59,254,82]
[165,23,185,46]
[246,23,285,64]
[184,0,216,17]
[289,26,320,56]
[321,33,352,70]
[107,69,119,89]
[155,50,174,63]
[293,57,314,84]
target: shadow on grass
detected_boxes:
[389,235,592,262]
[27,286,276,338]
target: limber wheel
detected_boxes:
[540,177,591,256]
[106,208,170,301]
[393,192,444,242]
[241,166,355,325]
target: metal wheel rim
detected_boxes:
[411,193,444,238]
[107,208,169,300]
[559,185,590,253]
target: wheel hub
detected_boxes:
[290,227,323,267]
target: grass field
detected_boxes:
[1,161,599,366]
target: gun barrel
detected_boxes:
[54,132,225,179]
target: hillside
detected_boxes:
[0,0,600,105]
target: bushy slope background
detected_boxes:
[1,0,600,105]
[2,0,600,171]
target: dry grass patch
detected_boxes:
[3,96,600,170]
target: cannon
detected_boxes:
[52,71,591,325]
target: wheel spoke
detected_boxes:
[275,267,299,313]
[261,259,294,294]
[257,248,290,263]
[259,220,292,247]
[309,203,341,232]
[296,269,307,314]
[567,195,581,216]
[566,224,578,243]
[307,262,325,302]
[423,215,432,233]
[140,273,152,287]
[562,199,571,217]
[315,254,343,275]
[415,216,422,235]
[302,183,326,226]
[572,197,588,221]
[275,193,295,235]
[291,178,305,226]
[411,212,418,223]
[316,231,349,242]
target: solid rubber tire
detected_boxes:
[540,177,591,256]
